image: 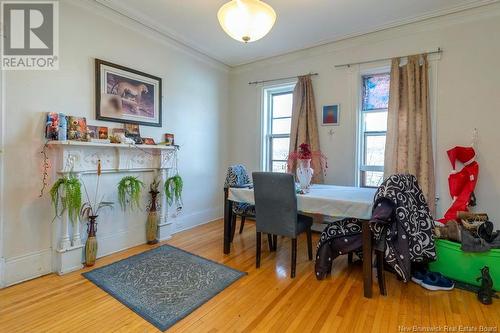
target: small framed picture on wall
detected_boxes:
[322,104,340,126]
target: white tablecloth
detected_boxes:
[228,184,377,220]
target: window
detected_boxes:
[263,85,294,172]
[359,73,390,187]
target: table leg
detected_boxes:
[362,220,373,298]
[223,188,233,254]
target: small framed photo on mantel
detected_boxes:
[95,59,162,127]
[322,104,340,126]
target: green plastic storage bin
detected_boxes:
[429,239,500,290]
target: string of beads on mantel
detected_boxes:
[38,141,180,197]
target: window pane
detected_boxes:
[365,135,386,166]
[272,118,291,135]
[272,137,290,160]
[362,171,384,187]
[363,111,387,132]
[362,74,390,110]
[272,161,287,173]
[272,93,293,118]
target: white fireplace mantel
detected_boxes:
[47,140,178,274]
[48,140,177,173]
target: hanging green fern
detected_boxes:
[117,176,144,210]
[49,175,82,223]
[164,174,183,207]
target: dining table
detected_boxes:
[223,184,379,298]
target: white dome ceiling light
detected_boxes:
[217,0,277,43]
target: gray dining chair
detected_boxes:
[252,172,313,278]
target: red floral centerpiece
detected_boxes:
[287,143,327,189]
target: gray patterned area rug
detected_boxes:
[83,245,245,331]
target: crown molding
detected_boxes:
[90,0,229,71]
[68,0,229,72]
[93,0,498,68]
[230,0,500,73]
[230,0,500,67]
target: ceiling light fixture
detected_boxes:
[217,0,276,43]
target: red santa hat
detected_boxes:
[446,146,476,170]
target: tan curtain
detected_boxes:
[384,54,435,214]
[289,75,324,183]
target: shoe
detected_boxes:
[411,269,428,285]
[421,272,454,291]
[434,220,461,242]
[478,221,496,243]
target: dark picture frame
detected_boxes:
[95,59,162,127]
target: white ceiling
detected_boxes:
[97,0,496,67]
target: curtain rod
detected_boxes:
[248,72,318,85]
[334,48,442,68]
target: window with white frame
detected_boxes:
[262,84,295,172]
[359,73,390,187]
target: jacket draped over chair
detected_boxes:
[315,218,364,280]
[370,174,436,282]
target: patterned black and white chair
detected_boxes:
[315,217,387,295]
[224,164,255,241]
[315,218,364,279]
[368,174,436,295]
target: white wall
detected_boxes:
[0,0,229,286]
[228,3,500,226]
[2,0,500,288]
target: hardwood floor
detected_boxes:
[1,219,499,333]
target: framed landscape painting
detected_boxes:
[95,59,162,127]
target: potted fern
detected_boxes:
[164,174,183,211]
[117,176,144,211]
[49,175,82,224]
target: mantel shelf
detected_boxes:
[47,140,177,150]
[46,140,177,174]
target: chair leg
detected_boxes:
[306,227,313,261]
[376,250,387,296]
[230,214,237,242]
[291,238,297,278]
[272,235,277,251]
[348,252,353,264]
[362,221,373,298]
[256,232,261,268]
[267,234,273,252]
[239,216,246,234]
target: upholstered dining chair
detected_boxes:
[252,172,313,278]
[224,164,255,241]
